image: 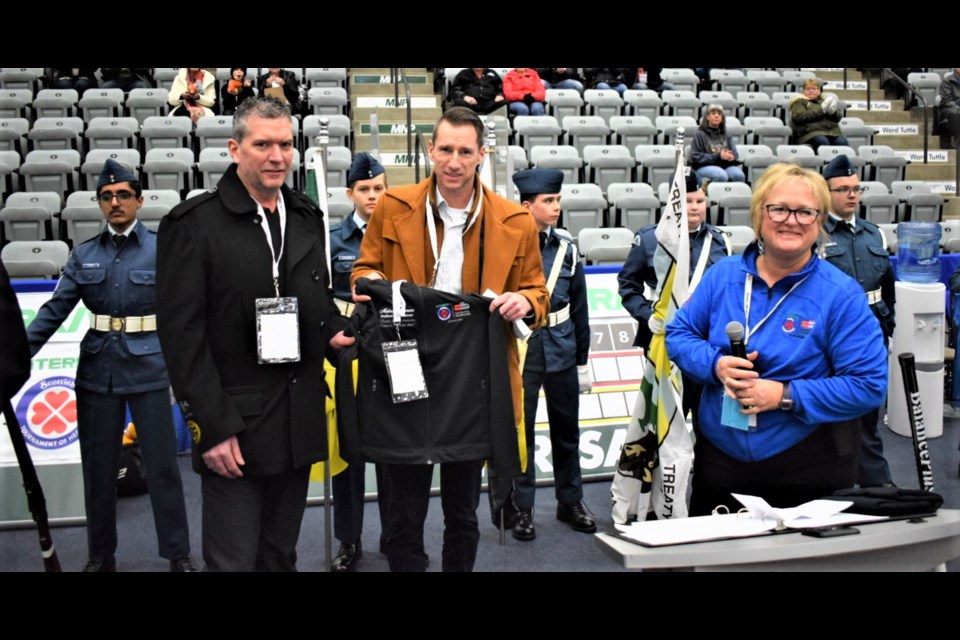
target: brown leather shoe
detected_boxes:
[557,500,597,533]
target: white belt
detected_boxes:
[547,305,570,327]
[90,314,157,333]
[866,289,882,305]
[334,298,355,317]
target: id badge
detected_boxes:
[256,297,301,364]
[382,339,428,403]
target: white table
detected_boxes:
[596,509,960,571]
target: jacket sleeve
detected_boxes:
[617,232,654,323]
[516,215,549,326]
[351,198,388,285]
[690,130,719,166]
[197,73,216,108]
[879,248,896,337]
[569,252,591,366]
[502,72,524,101]
[728,135,740,161]
[155,215,248,452]
[789,97,827,127]
[791,288,888,423]
[167,73,186,107]
[0,263,31,398]
[940,77,960,111]
[530,71,546,101]
[25,250,82,357]
[664,268,724,386]
[450,69,473,100]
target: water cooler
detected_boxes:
[888,282,945,438]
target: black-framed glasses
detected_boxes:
[829,186,864,195]
[763,204,820,225]
[98,191,135,204]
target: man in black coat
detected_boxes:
[156,97,349,571]
[0,262,29,405]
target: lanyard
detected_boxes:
[742,272,809,345]
[425,192,482,287]
[689,232,712,295]
[255,194,287,297]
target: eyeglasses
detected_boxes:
[763,205,820,225]
[98,191,135,204]
[829,186,864,195]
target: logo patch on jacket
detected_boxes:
[435,301,471,322]
[783,314,814,338]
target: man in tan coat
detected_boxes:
[352,106,548,571]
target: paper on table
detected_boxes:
[732,493,886,529]
[614,513,774,546]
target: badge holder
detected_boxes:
[256,296,301,364]
[382,280,428,403]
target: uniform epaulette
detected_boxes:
[166,189,218,220]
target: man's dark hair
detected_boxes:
[232,96,291,143]
[519,193,536,204]
[434,106,485,148]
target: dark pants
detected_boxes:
[201,465,311,572]
[383,460,483,572]
[76,387,189,562]
[333,461,389,546]
[805,135,850,151]
[517,362,583,510]
[857,406,892,486]
[689,419,859,516]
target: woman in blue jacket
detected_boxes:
[666,163,887,514]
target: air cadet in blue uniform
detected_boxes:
[329,152,389,571]
[511,168,594,541]
[617,170,731,431]
[822,154,895,487]
[26,160,195,572]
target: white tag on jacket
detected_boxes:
[382,339,428,403]
[256,297,300,363]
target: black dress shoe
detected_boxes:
[331,542,362,572]
[512,509,536,541]
[170,555,199,572]
[557,501,597,533]
[82,557,116,572]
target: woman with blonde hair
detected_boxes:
[666,163,886,514]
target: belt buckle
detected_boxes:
[110,317,124,332]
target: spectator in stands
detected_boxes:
[630,68,673,92]
[221,67,256,116]
[584,68,630,95]
[691,104,746,183]
[938,68,960,149]
[100,68,154,92]
[503,68,546,117]
[257,68,302,115]
[449,68,506,115]
[51,67,97,94]
[537,68,584,93]
[168,68,216,124]
[789,79,848,151]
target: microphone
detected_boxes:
[725,321,748,360]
